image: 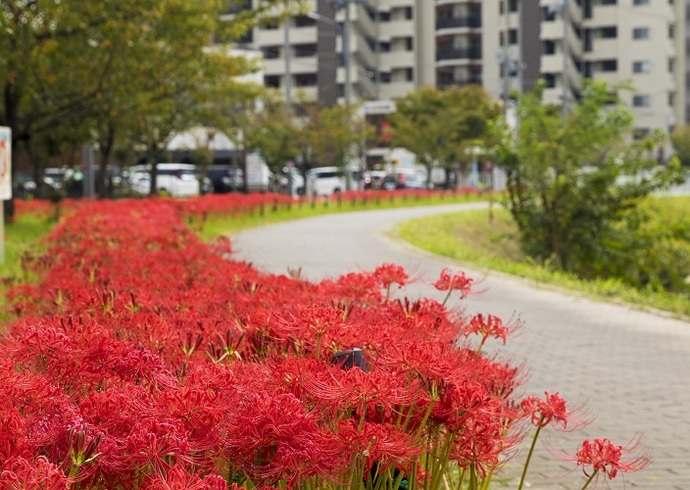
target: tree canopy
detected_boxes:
[491,80,688,291]
[670,124,690,167]
[389,85,500,187]
[0,0,303,194]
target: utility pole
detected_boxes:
[284,17,292,109]
[343,1,351,106]
[561,0,569,119]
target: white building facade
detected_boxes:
[245,0,687,137]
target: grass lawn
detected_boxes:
[396,197,690,319]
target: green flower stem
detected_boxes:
[580,470,598,490]
[441,289,453,307]
[517,418,544,490]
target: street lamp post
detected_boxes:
[342,2,351,106]
[330,0,369,106]
[284,18,292,109]
[561,0,569,119]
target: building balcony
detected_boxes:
[437,75,482,88]
[436,14,481,31]
[436,0,481,5]
[436,46,482,61]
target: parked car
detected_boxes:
[306,166,347,196]
[364,170,386,190]
[42,167,69,193]
[278,167,305,196]
[13,172,37,199]
[206,165,245,193]
[382,169,428,190]
[128,163,203,197]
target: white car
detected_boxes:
[128,163,202,197]
[306,166,347,196]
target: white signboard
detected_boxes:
[363,100,396,116]
[0,126,11,200]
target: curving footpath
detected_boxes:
[230,202,690,489]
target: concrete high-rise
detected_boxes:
[247,0,686,137]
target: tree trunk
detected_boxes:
[97,123,116,198]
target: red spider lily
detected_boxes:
[433,268,474,305]
[517,392,590,490]
[337,419,420,476]
[0,455,69,490]
[320,271,383,305]
[372,263,410,300]
[1,196,647,489]
[142,465,228,490]
[223,391,347,487]
[449,398,520,479]
[464,313,520,351]
[574,436,652,483]
[519,391,590,432]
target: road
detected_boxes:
[230,202,690,489]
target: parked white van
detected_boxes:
[306,166,347,196]
[128,163,202,197]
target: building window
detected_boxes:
[599,26,617,38]
[294,74,316,87]
[600,59,618,71]
[632,60,651,73]
[405,37,414,51]
[633,94,650,107]
[262,47,280,59]
[633,27,649,39]
[508,28,518,44]
[633,128,650,140]
[583,61,592,78]
[542,6,557,21]
[543,40,556,55]
[405,68,414,82]
[404,6,413,19]
[294,44,317,58]
[380,72,391,83]
[378,11,391,22]
[668,24,675,39]
[633,0,649,4]
[264,75,280,88]
[508,0,518,12]
[600,0,617,4]
[668,58,676,72]
[668,92,676,106]
[379,41,391,52]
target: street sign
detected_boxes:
[0,126,11,200]
[363,100,396,115]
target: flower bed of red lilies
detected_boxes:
[2,195,650,489]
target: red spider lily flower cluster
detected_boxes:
[551,436,652,487]
[3,195,650,489]
[463,313,521,352]
[520,391,590,432]
[433,268,474,306]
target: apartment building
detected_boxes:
[525,0,685,140]
[246,0,687,137]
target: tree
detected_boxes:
[491,80,686,289]
[670,124,690,167]
[389,85,499,188]
[0,0,304,197]
[306,104,370,190]
[245,97,302,191]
